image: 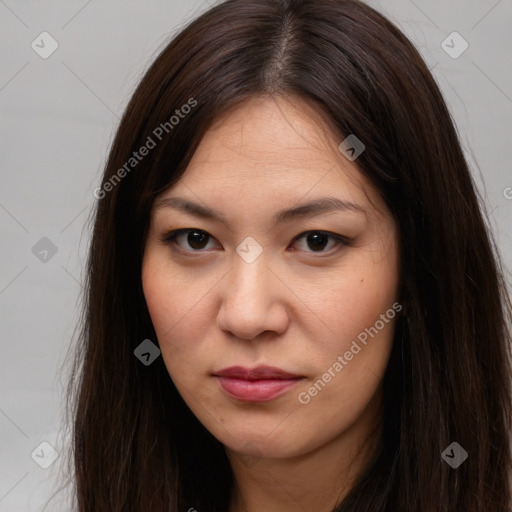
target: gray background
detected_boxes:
[1,0,511,510]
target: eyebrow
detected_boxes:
[154,196,367,224]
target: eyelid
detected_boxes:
[159,228,351,254]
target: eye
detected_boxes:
[160,228,220,252]
[290,230,349,254]
[160,228,349,255]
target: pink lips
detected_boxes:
[214,366,303,402]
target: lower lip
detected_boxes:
[216,377,302,402]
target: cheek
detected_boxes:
[142,257,185,372]
[142,253,209,339]
[142,256,217,387]
[308,244,399,357]
[142,271,175,339]
[301,274,397,405]
[293,239,399,408]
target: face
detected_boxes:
[142,96,400,461]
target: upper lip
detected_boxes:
[214,365,302,380]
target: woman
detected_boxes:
[65,0,512,510]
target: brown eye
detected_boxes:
[291,231,349,253]
[161,229,220,251]
[184,230,209,250]
[160,229,349,255]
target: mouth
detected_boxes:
[213,365,305,402]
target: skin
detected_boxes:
[142,95,400,512]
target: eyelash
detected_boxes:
[159,228,351,255]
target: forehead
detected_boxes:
[156,96,387,220]
[185,96,352,179]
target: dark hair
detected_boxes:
[63,0,512,510]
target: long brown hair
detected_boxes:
[62,0,512,510]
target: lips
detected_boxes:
[213,366,304,402]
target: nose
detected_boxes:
[216,254,290,341]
